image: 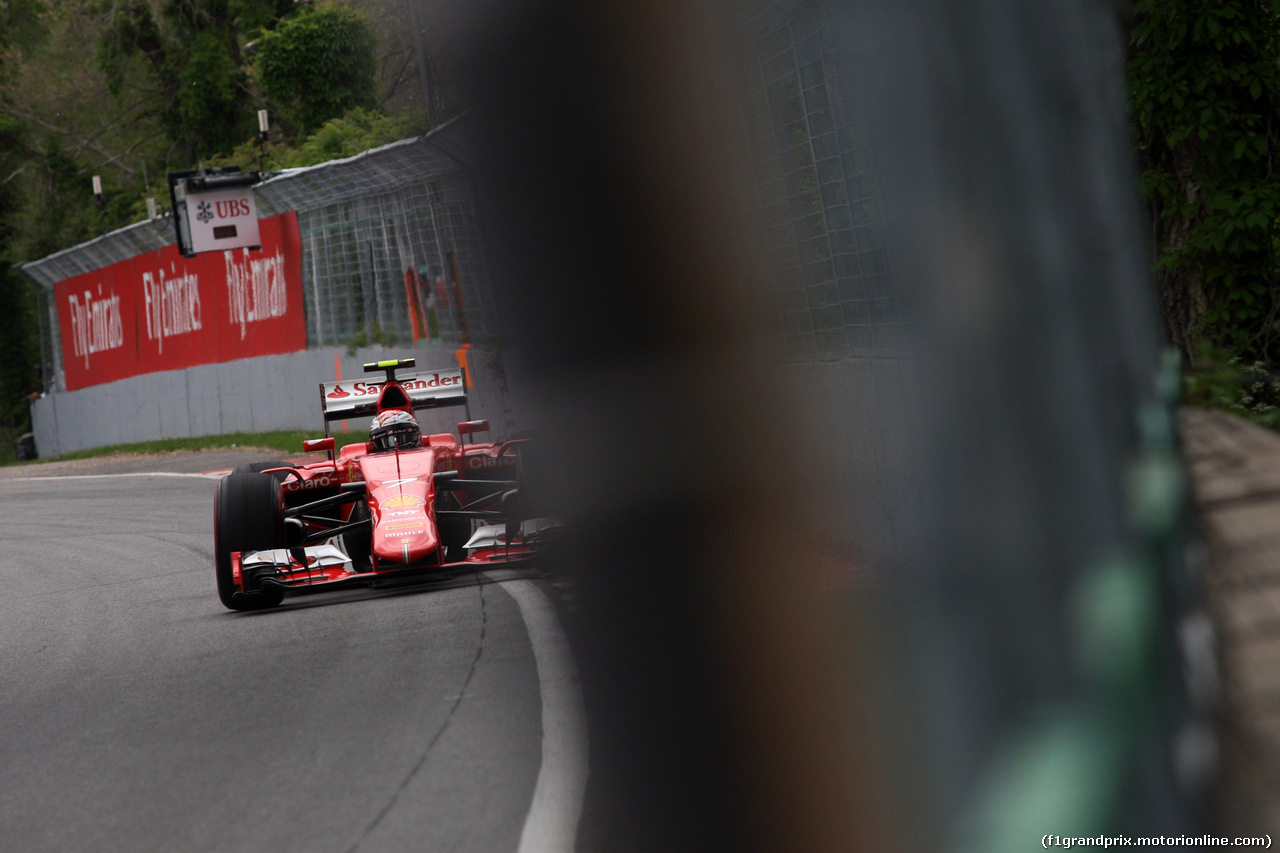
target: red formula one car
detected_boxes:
[212,358,560,611]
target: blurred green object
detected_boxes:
[958,352,1186,851]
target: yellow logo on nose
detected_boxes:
[383,495,425,508]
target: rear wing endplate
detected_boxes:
[319,367,467,424]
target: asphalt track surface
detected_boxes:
[0,450,581,853]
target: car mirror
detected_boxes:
[304,436,336,463]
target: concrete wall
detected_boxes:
[31,342,530,458]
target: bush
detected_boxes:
[256,4,380,137]
[1185,344,1280,428]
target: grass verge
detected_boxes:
[5,430,331,467]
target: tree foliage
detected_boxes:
[0,1,50,441]
[163,107,428,221]
[276,107,428,167]
[0,0,50,60]
[0,0,412,450]
[256,4,379,137]
[1127,0,1280,361]
[93,0,297,160]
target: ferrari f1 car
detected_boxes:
[213,358,560,611]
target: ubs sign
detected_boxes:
[169,168,262,257]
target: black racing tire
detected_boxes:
[232,460,293,481]
[214,472,286,611]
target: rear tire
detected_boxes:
[215,473,286,611]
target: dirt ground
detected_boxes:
[1182,407,1280,833]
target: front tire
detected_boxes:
[214,473,286,611]
[232,460,292,480]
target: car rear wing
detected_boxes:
[319,366,468,429]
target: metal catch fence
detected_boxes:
[255,124,500,352]
[21,119,497,393]
[740,0,907,361]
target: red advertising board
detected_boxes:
[55,212,306,391]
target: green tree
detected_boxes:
[0,2,47,441]
[0,0,49,56]
[94,0,296,161]
[0,0,408,456]
[256,4,380,137]
[207,106,425,171]
[1127,0,1280,361]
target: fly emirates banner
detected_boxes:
[54,212,306,391]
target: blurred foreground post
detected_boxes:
[457,0,1204,849]
[461,1,886,850]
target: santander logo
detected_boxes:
[347,373,461,397]
[324,371,462,411]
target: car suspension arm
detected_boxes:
[283,485,363,518]
[437,510,505,520]
[302,517,370,545]
[436,476,518,491]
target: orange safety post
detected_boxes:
[402,271,422,343]
[456,343,472,387]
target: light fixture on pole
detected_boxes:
[91,174,107,230]
[257,109,270,174]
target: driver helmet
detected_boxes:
[369,410,421,452]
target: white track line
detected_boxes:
[11,471,226,481]
[496,578,589,853]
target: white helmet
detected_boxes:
[369,410,421,452]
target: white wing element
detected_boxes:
[241,542,352,569]
[464,518,565,551]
